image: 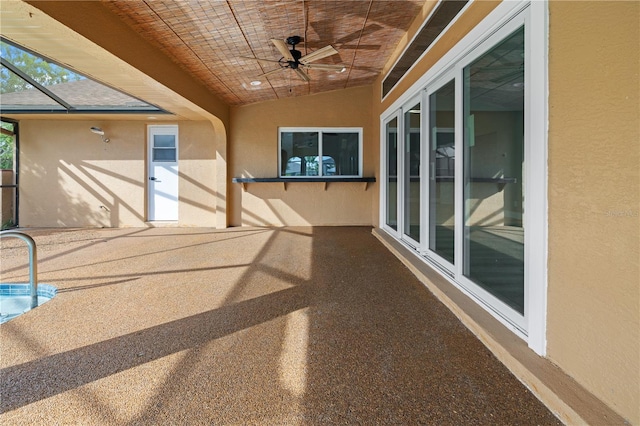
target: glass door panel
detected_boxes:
[0,121,17,229]
[463,27,525,314]
[428,80,456,264]
[385,117,398,231]
[403,102,421,243]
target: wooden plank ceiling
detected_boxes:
[102,0,426,106]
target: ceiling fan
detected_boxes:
[242,36,346,82]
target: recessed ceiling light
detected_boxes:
[250,80,262,86]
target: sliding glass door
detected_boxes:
[403,99,421,245]
[385,116,398,231]
[462,27,525,315]
[381,6,540,337]
[427,79,456,266]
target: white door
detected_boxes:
[148,125,178,221]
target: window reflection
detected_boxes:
[463,27,525,313]
[281,132,319,176]
[404,102,421,242]
[386,118,398,230]
[429,80,455,264]
[280,130,359,177]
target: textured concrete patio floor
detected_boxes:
[1,227,562,425]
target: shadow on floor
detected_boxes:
[0,227,560,424]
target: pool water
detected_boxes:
[0,284,57,324]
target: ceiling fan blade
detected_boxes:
[240,56,282,64]
[271,39,295,62]
[303,63,346,72]
[294,68,311,82]
[299,45,338,64]
[257,67,285,78]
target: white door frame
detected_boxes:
[400,94,423,249]
[147,124,179,222]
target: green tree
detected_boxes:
[0,122,14,170]
[1,41,82,94]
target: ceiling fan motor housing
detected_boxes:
[288,49,302,68]
[286,36,302,46]
[284,36,303,68]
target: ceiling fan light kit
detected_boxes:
[244,35,346,83]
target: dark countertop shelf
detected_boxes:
[232,177,376,191]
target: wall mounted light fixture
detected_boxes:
[90,127,110,143]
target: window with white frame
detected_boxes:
[279,128,362,177]
[380,1,548,354]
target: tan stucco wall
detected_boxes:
[229,86,376,226]
[19,120,218,228]
[176,121,219,227]
[4,1,231,226]
[546,2,640,423]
